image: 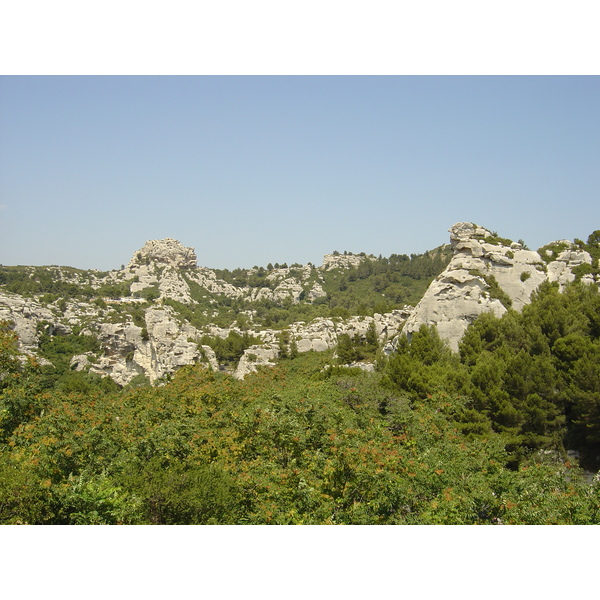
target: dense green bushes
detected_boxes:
[1,326,600,524]
[336,322,379,364]
[199,330,261,364]
[379,281,600,469]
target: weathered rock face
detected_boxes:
[3,238,410,384]
[1,280,410,384]
[232,308,413,377]
[402,222,595,352]
[0,292,56,355]
[284,309,412,354]
[120,240,335,307]
[307,281,327,302]
[321,252,375,271]
[290,318,337,352]
[546,246,593,287]
[402,223,545,350]
[123,239,198,304]
[402,269,507,352]
[186,268,244,299]
[234,345,279,379]
[127,238,198,270]
[71,305,219,386]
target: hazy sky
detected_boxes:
[1,76,599,271]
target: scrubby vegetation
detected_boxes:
[2,275,600,524]
[573,230,600,282]
[0,266,131,300]
[198,330,261,365]
[318,246,452,314]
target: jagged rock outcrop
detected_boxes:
[80,306,215,386]
[127,238,198,270]
[307,281,327,301]
[289,318,337,352]
[120,239,333,307]
[546,245,593,287]
[0,292,60,357]
[234,345,279,379]
[321,252,375,271]
[2,238,413,384]
[402,222,595,352]
[288,311,410,353]
[187,268,245,298]
[123,239,198,304]
[232,308,412,378]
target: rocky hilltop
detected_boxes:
[1,224,597,385]
[402,222,596,351]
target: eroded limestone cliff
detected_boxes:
[401,222,595,351]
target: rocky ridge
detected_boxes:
[0,239,407,385]
[2,225,597,384]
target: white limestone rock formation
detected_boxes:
[321,252,375,271]
[187,268,244,299]
[307,281,327,302]
[157,268,193,304]
[231,309,411,379]
[290,318,338,352]
[127,238,198,270]
[4,228,594,385]
[547,246,593,287]
[345,362,376,372]
[403,224,509,350]
[284,309,412,356]
[0,291,61,355]
[122,239,326,306]
[234,345,280,379]
[123,239,198,304]
[401,222,595,352]
[374,308,414,340]
[71,305,217,386]
[70,353,93,372]
[199,345,219,372]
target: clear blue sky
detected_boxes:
[1,76,599,271]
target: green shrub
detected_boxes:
[484,235,514,247]
[538,241,570,263]
[481,274,512,309]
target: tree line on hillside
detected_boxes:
[0,266,130,301]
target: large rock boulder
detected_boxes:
[234,345,279,379]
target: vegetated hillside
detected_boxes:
[1,224,600,524]
[2,312,600,525]
[0,245,451,325]
[0,241,452,385]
